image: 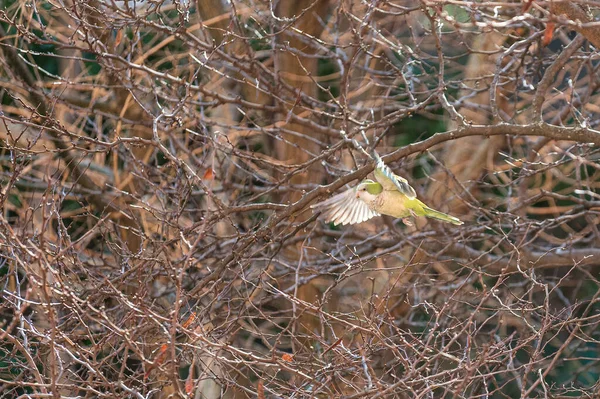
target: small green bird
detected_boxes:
[312,153,463,226]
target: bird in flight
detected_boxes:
[311,152,463,226]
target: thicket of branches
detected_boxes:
[2,0,600,397]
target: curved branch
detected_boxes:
[386,123,600,162]
[532,34,586,121]
[550,2,600,48]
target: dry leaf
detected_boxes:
[185,359,195,395]
[543,22,555,47]
[115,29,123,47]
[257,380,265,399]
[182,312,196,329]
[144,344,169,378]
[203,168,214,180]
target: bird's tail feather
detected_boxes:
[422,206,463,225]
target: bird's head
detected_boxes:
[356,179,383,202]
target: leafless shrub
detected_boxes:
[2,0,600,397]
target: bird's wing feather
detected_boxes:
[373,152,417,199]
[311,187,380,225]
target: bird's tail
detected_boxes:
[422,206,463,225]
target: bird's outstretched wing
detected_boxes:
[373,152,417,199]
[311,187,380,226]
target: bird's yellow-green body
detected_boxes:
[368,190,411,218]
[311,151,463,226]
[366,190,462,225]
